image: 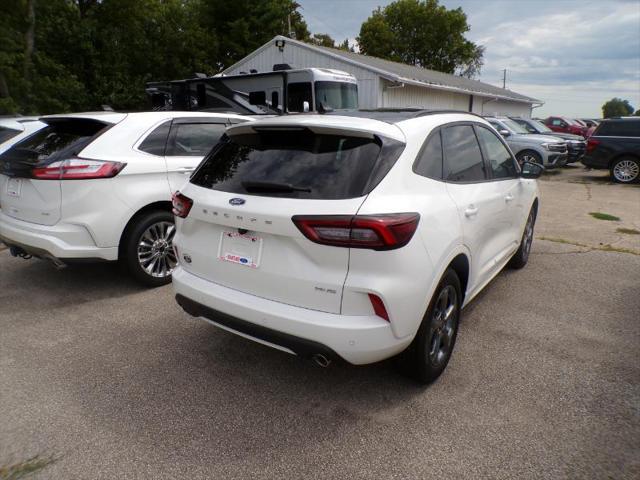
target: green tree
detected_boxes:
[310,33,336,48]
[199,0,310,69]
[602,98,634,118]
[357,0,484,78]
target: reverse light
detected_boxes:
[31,158,126,180]
[172,192,193,218]
[368,293,390,322]
[292,213,420,250]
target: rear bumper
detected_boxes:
[172,267,412,365]
[581,155,608,169]
[0,210,118,261]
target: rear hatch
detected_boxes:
[0,118,112,225]
[177,124,404,314]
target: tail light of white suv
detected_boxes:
[292,213,420,250]
[31,158,126,180]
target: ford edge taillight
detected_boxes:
[172,192,193,218]
[31,158,126,180]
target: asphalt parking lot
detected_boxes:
[1,166,639,479]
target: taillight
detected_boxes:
[292,213,420,250]
[586,138,600,153]
[31,158,125,180]
[172,192,193,218]
[368,293,390,321]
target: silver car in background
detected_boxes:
[485,116,568,168]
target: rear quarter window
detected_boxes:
[190,128,403,199]
[595,121,640,137]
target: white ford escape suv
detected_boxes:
[0,111,250,286]
[171,110,543,383]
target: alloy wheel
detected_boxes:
[522,210,535,258]
[429,285,458,367]
[137,221,177,278]
[613,160,639,183]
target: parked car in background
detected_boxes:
[544,116,588,137]
[0,117,46,154]
[485,116,568,168]
[0,111,251,286]
[171,110,543,383]
[582,117,640,183]
[509,117,586,163]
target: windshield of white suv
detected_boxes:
[191,129,403,199]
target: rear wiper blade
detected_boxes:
[241,181,311,193]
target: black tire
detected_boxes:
[121,210,177,287]
[516,150,543,167]
[404,269,462,384]
[508,205,537,269]
[610,156,640,184]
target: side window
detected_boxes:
[519,121,536,133]
[166,123,227,156]
[287,82,313,112]
[551,119,562,126]
[138,121,171,156]
[475,126,518,179]
[414,130,443,179]
[442,125,487,182]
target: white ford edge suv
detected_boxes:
[0,111,251,286]
[171,110,542,382]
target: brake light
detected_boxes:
[586,138,600,153]
[292,213,420,250]
[368,293,390,321]
[31,159,125,180]
[172,192,193,218]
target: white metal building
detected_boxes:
[224,35,541,117]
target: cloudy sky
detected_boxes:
[297,0,640,117]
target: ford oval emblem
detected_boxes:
[229,198,246,206]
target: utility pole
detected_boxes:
[287,14,295,39]
[502,69,507,89]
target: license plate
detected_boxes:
[218,231,263,268]
[7,178,22,197]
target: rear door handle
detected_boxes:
[464,205,479,217]
[505,193,514,202]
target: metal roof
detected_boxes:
[227,36,541,105]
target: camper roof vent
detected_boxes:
[273,63,292,71]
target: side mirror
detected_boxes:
[249,91,266,105]
[499,129,511,137]
[521,161,544,179]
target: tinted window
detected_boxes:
[287,82,313,112]
[0,119,106,165]
[442,125,487,182]
[166,123,226,156]
[191,129,398,199]
[476,126,518,179]
[138,121,171,155]
[0,127,21,144]
[414,130,443,179]
[596,120,640,137]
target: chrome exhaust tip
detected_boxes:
[311,353,331,368]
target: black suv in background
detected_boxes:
[582,117,640,183]
[510,117,586,163]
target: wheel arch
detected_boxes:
[117,201,173,260]
[448,253,470,305]
[608,152,640,169]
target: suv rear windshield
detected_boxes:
[0,127,21,144]
[0,119,109,176]
[595,120,640,137]
[190,128,403,199]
